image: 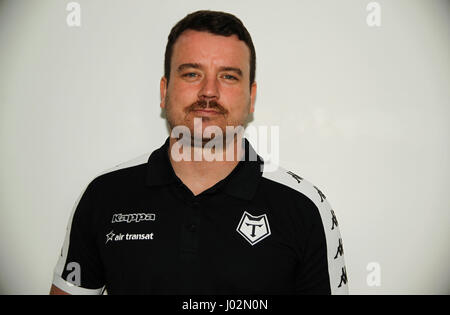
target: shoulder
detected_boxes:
[87,153,150,192]
[260,162,333,215]
[258,161,339,243]
[67,153,151,226]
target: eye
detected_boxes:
[182,72,198,78]
[222,74,238,81]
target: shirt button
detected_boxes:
[186,223,197,232]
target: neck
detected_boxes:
[167,135,245,196]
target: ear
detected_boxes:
[160,76,168,109]
[249,81,257,113]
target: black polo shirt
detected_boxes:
[52,137,348,295]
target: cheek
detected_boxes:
[170,83,199,105]
[225,87,250,110]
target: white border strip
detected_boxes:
[52,273,104,295]
[261,162,348,295]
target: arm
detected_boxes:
[49,284,70,295]
[51,181,105,295]
[295,189,348,295]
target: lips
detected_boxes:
[192,109,219,113]
[191,109,221,116]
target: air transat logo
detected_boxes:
[236,211,271,246]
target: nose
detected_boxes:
[198,75,220,101]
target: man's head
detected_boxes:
[160,10,257,143]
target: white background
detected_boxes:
[0,0,449,294]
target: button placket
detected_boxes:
[189,199,201,233]
[179,199,201,261]
[186,223,197,232]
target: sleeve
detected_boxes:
[52,181,105,295]
[295,186,349,295]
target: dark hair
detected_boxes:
[164,10,256,88]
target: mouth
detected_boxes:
[191,109,222,116]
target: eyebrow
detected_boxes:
[176,63,243,77]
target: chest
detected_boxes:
[97,202,300,294]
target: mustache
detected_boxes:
[185,99,228,114]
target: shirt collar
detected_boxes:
[145,136,263,200]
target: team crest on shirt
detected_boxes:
[236,211,271,246]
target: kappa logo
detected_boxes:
[111,213,156,224]
[236,211,271,246]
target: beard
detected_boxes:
[164,92,250,147]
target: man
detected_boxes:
[50,10,348,295]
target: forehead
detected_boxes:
[171,30,250,74]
